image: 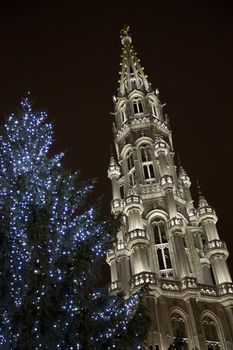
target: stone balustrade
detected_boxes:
[109,280,122,293]
[129,273,233,297]
[161,279,181,292]
[197,206,215,217]
[128,228,146,240]
[138,184,163,196]
[130,272,156,289]
[204,239,226,252]
[161,175,173,190]
[217,282,233,296]
[168,217,183,229]
[111,198,123,213]
[116,241,127,251]
[182,277,198,290]
[124,195,142,206]
[127,229,149,248]
[199,284,217,296]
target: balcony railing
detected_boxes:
[161,175,173,188]
[217,282,233,296]
[128,228,146,240]
[168,217,183,229]
[197,206,216,217]
[124,195,142,206]
[130,272,156,289]
[139,183,162,196]
[204,239,226,252]
[109,280,122,293]
[199,284,217,296]
[116,241,127,251]
[182,277,198,290]
[111,198,123,213]
[161,279,181,292]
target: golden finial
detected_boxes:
[120,25,130,37]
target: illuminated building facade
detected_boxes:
[107,28,233,349]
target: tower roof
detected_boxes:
[118,26,151,97]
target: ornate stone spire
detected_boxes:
[197,181,209,208]
[178,165,187,178]
[177,157,190,187]
[118,25,151,96]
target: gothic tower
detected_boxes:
[106,27,233,350]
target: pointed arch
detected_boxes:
[120,144,133,159]
[146,210,169,223]
[201,311,225,350]
[170,307,193,349]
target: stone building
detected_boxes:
[106,27,233,349]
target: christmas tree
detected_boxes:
[0,96,149,349]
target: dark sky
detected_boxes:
[0,1,232,275]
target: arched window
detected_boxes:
[152,219,173,278]
[119,104,127,124]
[126,150,136,187]
[132,98,143,114]
[140,144,155,183]
[202,316,222,350]
[171,313,189,349]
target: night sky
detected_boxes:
[0,1,232,275]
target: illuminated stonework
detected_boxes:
[107,29,233,349]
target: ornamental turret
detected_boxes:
[196,186,231,285]
[106,28,233,349]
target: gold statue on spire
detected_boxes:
[120,25,130,37]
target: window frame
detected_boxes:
[132,98,143,115]
[152,218,173,279]
[171,312,189,349]
[139,144,156,183]
[202,316,222,350]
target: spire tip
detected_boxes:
[120,25,132,45]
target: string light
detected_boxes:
[0,97,148,349]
